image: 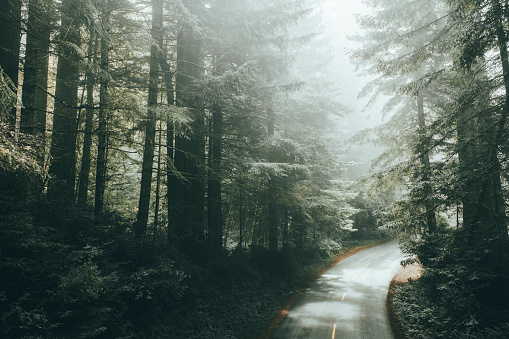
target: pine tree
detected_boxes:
[48,0,83,197]
[94,0,111,218]
[135,0,164,235]
[20,0,54,136]
[77,33,97,206]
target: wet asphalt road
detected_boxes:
[271,240,404,339]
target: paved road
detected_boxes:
[271,240,404,339]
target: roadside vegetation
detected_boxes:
[352,0,509,337]
[0,161,392,338]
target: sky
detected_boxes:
[321,0,383,134]
[319,0,384,176]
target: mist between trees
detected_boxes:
[1,0,508,338]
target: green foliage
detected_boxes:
[0,125,44,212]
[396,228,509,338]
[0,195,189,338]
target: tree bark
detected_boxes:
[94,1,111,218]
[207,104,223,252]
[77,34,97,206]
[135,0,162,235]
[267,103,279,253]
[456,93,480,233]
[20,0,51,136]
[159,56,176,241]
[239,186,243,249]
[48,0,81,198]
[153,121,163,229]
[172,14,204,246]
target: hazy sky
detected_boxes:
[320,0,384,176]
[321,0,383,134]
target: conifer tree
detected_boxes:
[135,0,164,235]
[20,0,54,136]
[94,0,111,218]
[48,0,83,197]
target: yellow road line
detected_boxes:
[332,323,336,339]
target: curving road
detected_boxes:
[271,240,404,339]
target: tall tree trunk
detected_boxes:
[282,208,289,253]
[456,95,480,233]
[267,104,279,253]
[0,0,21,127]
[94,2,111,218]
[251,199,260,247]
[207,104,222,252]
[417,93,436,233]
[135,0,162,235]
[159,54,176,241]
[239,185,243,249]
[268,187,279,254]
[492,0,509,250]
[173,15,204,248]
[77,35,97,206]
[153,121,163,229]
[458,1,509,265]
[48,0,81,198]
[20,0,51,136]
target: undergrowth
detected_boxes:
[0,191,388,339]
[394,230,509,339]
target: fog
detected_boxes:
[322,0,383,133]
[319,1,385,178]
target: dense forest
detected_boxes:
[0,0,508,338]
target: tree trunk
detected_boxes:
[251,200,260,247]
[48,0,81,198]
[239,186,243,249]
[172,15,204,247]
[0,0,21,127]
[160,55,176,241]
[268,188,279,254]
[77,35,97,206]
[153,121,163,229]
[20,0,51,136]
[135,0,162,235]
[493,0,509,248]
[456,95,480,233]
[267,103,279,253]
[282,208,289,253]
[207,104,223,252]
[94,1,110,218]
